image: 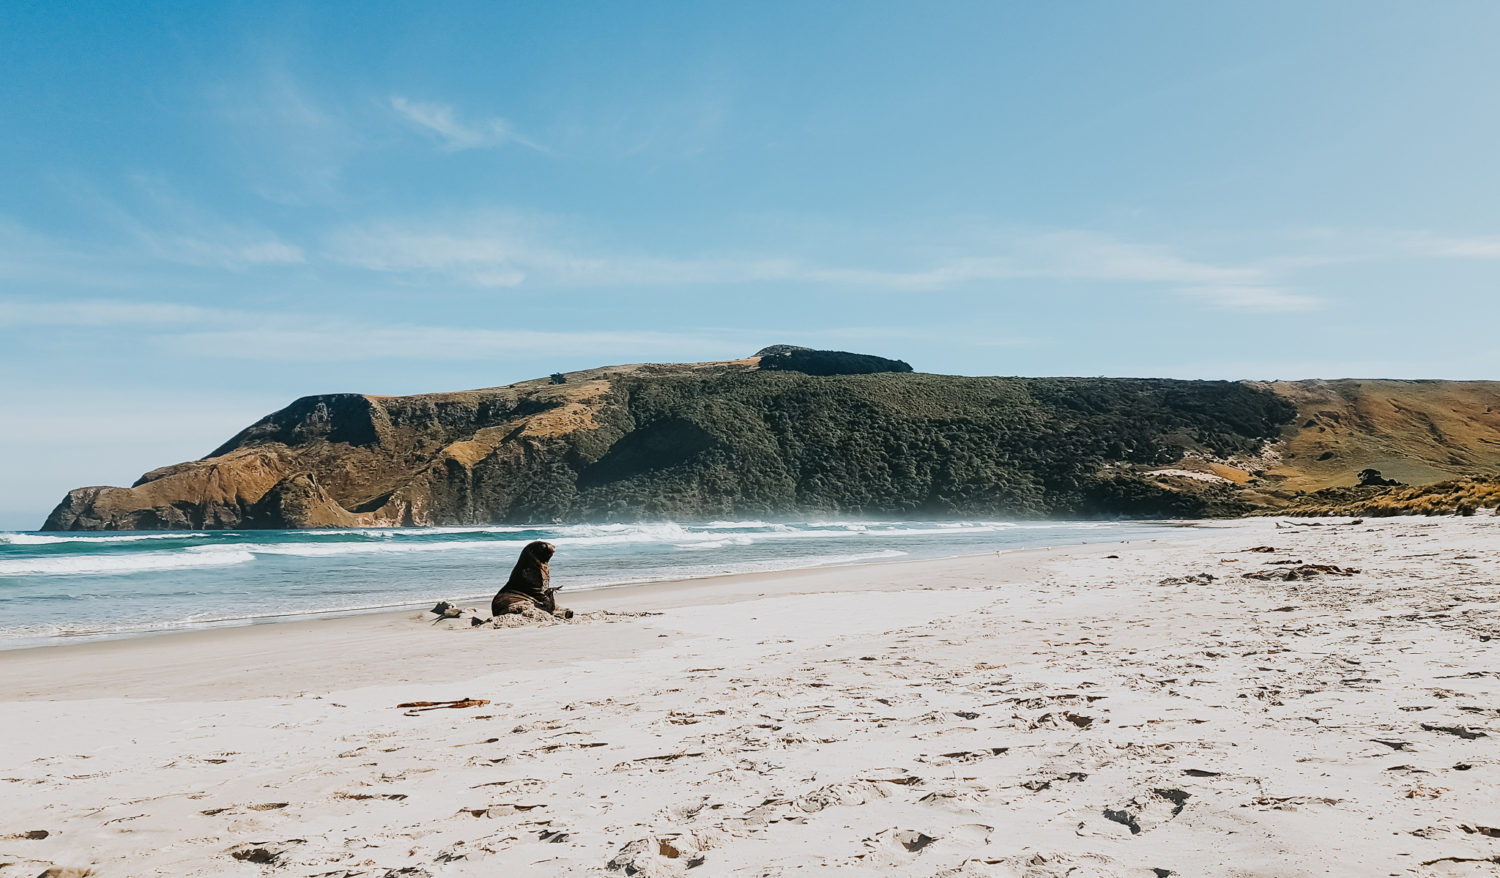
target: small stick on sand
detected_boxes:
[397,699,490,712]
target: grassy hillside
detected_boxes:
[43,358,1295,529]
[41,356,1500,530]
[1256,380,1500,492]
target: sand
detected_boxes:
[2,517,1498,877]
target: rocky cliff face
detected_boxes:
[42,361,738,530]
[40,353,1500,530]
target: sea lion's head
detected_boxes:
[526,540,556,563]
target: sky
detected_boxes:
[3,1,1500,528]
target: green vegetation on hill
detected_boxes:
[565,372,1293,520]
[755,347,913,376]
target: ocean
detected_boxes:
[0,519,1184,649]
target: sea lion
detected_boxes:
[491,540,571,618]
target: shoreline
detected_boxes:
[0,535,1177,700]
[0,524,1205,654]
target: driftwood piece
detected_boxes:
[397,698,491,713]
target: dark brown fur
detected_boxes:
[492,541,568,617]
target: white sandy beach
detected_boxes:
[2,517,1498,877]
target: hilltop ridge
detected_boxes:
[41,351,1500,530]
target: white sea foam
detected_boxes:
[0,532,213,545]
[0,520,1036,570]
[0,549,256,577]
[672,535,757,550]
[565,548,914,585]
[216,539,521,558]
[203,523,924,558]
[846,524,1010,538]
[696,520,784,530]
[0,595,445,642]
[807,548,909,564]
[342,525,534,538]
[235,524,841,555]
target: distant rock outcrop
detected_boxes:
[752,344,812,358]
[755,346,913,376]
[40,353,1500,530]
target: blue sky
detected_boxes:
[3,1,1500,527]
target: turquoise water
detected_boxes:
[0,520,1182,648]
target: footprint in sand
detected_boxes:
[920,747,1008,766]
[794,780,893,813]
[867,828,937,853]
[606,835,707,875]
[228,838,304,864]
[1099,788,1190,835]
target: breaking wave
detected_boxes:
[0,549,256,577]
[0,532,214,545]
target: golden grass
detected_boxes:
[1255,379,1500,493]
[1207,463,1253,484]
[1276,477,1500,517]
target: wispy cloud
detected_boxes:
[1281,227,1500,265]
[120,223,304,270]
[324,217,798,288]
[0,299,218,326]
[1013,231,1319,312]
[1181,284,1319,312]
[0,295,752,361]
[0,295,1007,365]
[0,214,299,297]
[72,176,306,270]
[390,97,543,152]
[209,66,363,203]
[0,219,108,286]
[165,324,747,362]
[324,215,1315,312]
[5,195,1318,312]
[1398,230,1500,259]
